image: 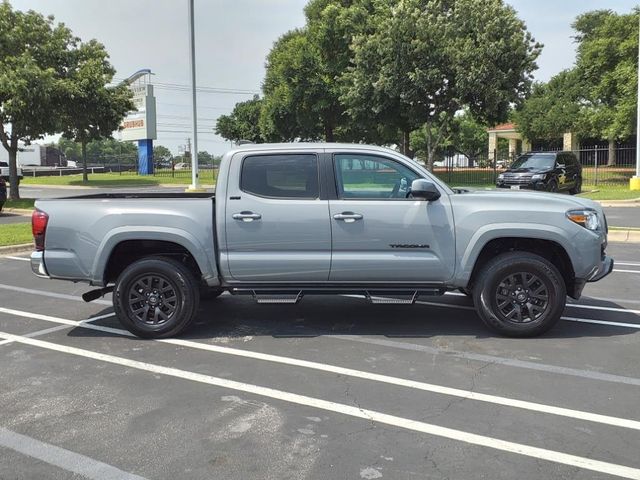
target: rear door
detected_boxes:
[224,151,332,282]
[327,152,455,283]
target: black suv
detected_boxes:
[496,151,582,194]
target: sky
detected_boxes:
[9,0,640,156]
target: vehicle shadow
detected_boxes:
[69,294,639,341]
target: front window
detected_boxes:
[334,154,420,199]
[510,154,556,170]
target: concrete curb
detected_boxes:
[608,230,640,243]
[1,208,33,215]
[0,243,32,255]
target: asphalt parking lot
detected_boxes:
[1,243,640,480]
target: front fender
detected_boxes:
[454,223,580,285]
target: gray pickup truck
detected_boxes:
[30,143,613,338]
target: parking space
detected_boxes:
[1,243,640,479]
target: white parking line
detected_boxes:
[3,256,30,262]
[613,269,640,274]
[1,305,639,432]
[2,330,639,480]
[615,262,640,267]
[0,427,147,480]
[0,283,112,306]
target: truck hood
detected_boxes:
[452,188,603,215]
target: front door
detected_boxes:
[328,153,455,283]
[224,152,331,282]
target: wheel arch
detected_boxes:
[94,227,218,286]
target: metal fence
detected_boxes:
[85,154,219,182]
[432,146,637,190]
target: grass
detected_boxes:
[578,189,640,201]
[21,171,216,187]
[0,223,32,247]
[3,198,36,210]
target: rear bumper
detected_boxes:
[30,251,50,278]
[587,255,614,283]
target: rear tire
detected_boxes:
[113,256,200,338]
[472,252,566,337]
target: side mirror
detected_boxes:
[409,179,441,201]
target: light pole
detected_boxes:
[632,14,640,190]
[186,0,204,192]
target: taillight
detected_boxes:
[32,209,49,251]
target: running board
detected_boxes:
[365,291,419,305]
[251,291,304,304]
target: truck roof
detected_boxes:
[224,142,403,157]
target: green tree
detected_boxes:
[260,1,378,143]
[0,3,74,199]
[572,9,639,165]
[153,145,173,166]
[343,0,541,169]
[260,30,325,142]
[59,39,133,182]
[512,70,581,143]
[215,95,264,143]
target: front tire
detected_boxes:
[570,178,582,195]
[547,179,559,193]
[113,256,200,338]
[472,252,566,337]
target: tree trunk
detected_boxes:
[8,147,20,200]
[401,130,414,158]
[324,124,335,143]
[607,138,616,166]
[426,149,435,172]
[82,140,88,183]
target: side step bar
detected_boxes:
[252,291,304,304]
[365,291,419,305]
[231,288,445,305]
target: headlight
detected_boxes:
[497,173,504,180]
[532,173,545,181]
[566,209,599,231]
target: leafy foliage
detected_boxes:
[343,0,541,169]
[512,70,581,142]
[0,3,74,198]
[215,95,264,143]
[59,39,133,182]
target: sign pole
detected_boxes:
[632,14,640,190]
[186,0,203,192]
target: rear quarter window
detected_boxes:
[241,154,319,199]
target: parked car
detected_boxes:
[0,177,6,212]
[173,162,190,170]
[0,161,24,185]
[30,143,612,339]
[496,151,582,194]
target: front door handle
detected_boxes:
[333,212,363,223]
[232,211,262,222]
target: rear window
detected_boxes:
[241,154,319,199]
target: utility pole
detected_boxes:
[186,0,205,192]
[633,14,640,190]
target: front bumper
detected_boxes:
[587,255,614,283]
[496,180,547,191]
[30,251,50,278]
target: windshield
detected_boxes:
[510,154,555,170]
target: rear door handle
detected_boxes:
[232,211,262,222]
[333,212,363,223]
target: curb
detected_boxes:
[1,208,33,215]
[0,243,32,255]
[607,230,640,243]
